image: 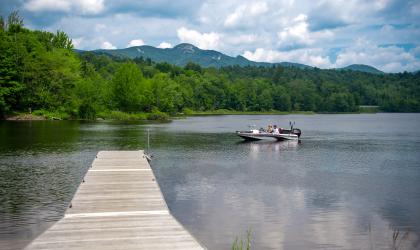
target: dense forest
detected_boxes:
[1,12,419,120]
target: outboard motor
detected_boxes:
[292,128,302,138]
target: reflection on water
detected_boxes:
[244,140,299,159]
[1,114,420,250]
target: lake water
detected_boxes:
[1,114,420,250]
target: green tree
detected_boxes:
[272,86,291,111]
[0,28,24,116]
[52,30,73,50]
[0,16,4,31]
[151,73,182,113]
[325,92,356,112]
[111,62,144,112]
[7,10,23,32]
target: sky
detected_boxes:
[1,0,419,72]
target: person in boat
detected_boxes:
[267,125,273,133]
[273,125,279,134]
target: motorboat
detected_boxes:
[236,123,302,141]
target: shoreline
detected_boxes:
[0,110,389,121]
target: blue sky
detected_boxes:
[1,0,419,72]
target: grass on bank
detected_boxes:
[96,110,169,121]
[5,109,170,121]
[5,109,72,120]
[32,109,71,120]
[358,105,380,113]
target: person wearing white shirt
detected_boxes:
[273,125,279,134]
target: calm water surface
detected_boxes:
[1,114,420,249]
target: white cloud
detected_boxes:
[101,41,116,49]
[410,1,420,15]
[334,38,420,72]
[308,0,384,26]
[94,24,107,32]
[227,34,258,45]
[24,0,104,14]
[24,0,71,12]
[224,1,268,28]
[412,45,420,58]
[243,48,332,68]
[127,39,145,47]
[77,0,104,14]
[249,1,268,15]
[278,14,312,46]
[278,14,334,48]
[47,13,186,50]
[374,0,389,10]
[72,37,83,48]
[157,42,172,49]
[177,27,221,50]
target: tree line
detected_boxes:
[1,12,419,119]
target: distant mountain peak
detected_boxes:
[174,43,197,54]
[341,64,383,74]
[174,43,195,48]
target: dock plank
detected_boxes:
[25,150,204,250]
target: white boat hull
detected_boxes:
[236,131,299,141]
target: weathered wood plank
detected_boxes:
[25,150,204,250]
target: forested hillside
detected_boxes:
[1,12,419,120]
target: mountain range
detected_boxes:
[81,43,384,74]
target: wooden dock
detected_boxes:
[25,150,204,250]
